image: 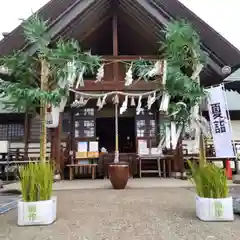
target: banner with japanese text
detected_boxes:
[206,85,235,157]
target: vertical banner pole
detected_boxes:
[114,95,119,163]
[206,85,235,158]
[222,84,239,173]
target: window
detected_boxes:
[75,121,79,128]
[75,129,80,137]
[75,121,80,137]
[84,108,94,116]
[74,107,96,138]
[84,120,94,127]
[0,124,24,141]
[75,108,95,117]
[149,120,156,137]
[74,120,95,138]
[136,120,146,137]
[83,120,95,137]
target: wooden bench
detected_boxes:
[139,154,174,178]
[66,164,97,180]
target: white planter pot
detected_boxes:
[17,197,57,226]
[196,195,234,221]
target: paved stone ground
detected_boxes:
[2,178,195,191]
[0,190,20,214]
[0,188,239,240]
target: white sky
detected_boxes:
[0,0,239,50]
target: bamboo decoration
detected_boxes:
[40,59,49,162]
[199,133,206,168]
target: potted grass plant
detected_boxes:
[18,162,56,226]
[188,158,234,221]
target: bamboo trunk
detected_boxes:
[199,133,206,168]
[40,59,49,162]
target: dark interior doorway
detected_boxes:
[96,117,136,153]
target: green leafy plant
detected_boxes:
[0,14,101,162]
[132,19,206,124]
[188,160,229,198]
[19,162,53,202]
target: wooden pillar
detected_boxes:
[112,11,119,82]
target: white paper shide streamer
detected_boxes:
[147,92,156,110]
[124,63,133,86]
[159,92,170,113]
[58,76,68,89]
[130,97,135,106]
[95,64,105,82]
[120,96,128,114]
[59,97,68,112]
[170,122,182,149]
[157,123,182,150]
[0,65,10,75]
[75,66,85,88]
[165,125,171,149]
[97,94,107,110]
[67,61,77,87]
[147,60,162,77]
[136,96,143,115]
[46,106,60,128]
[162,60,167,85]
[113,94,119,104]
[96,97,101,108]
[71,95,88,107]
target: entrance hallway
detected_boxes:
[96,117,136,153]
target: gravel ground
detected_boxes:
[0,188,240,240]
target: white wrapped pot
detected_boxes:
[196,195,234,221]
[18,197,57,226]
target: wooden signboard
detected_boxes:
[88,141,99,158]
[76,142,88,158]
